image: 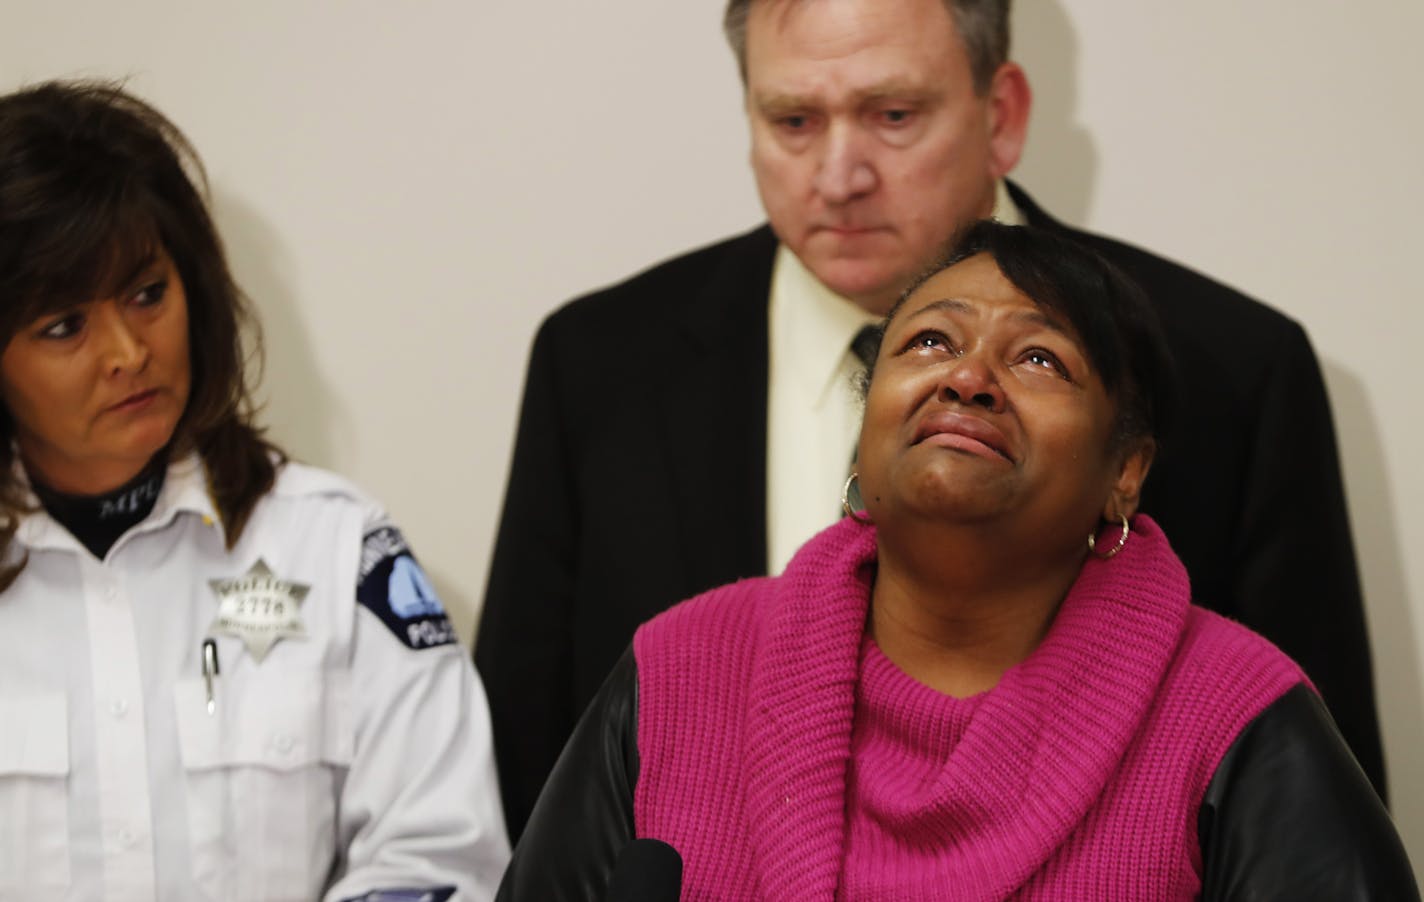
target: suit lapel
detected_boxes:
[1006,179,1063,231]
[654,226,778,596]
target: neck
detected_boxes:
[849,288,901,318]
[28,455,168,560]
[869,518,1085,697]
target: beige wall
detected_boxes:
[3,0,1419,876]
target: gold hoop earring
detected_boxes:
[842,472,872,524]
[1088,513,1130,559]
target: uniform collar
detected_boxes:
[15,452,225,554]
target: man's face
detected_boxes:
[745,0,1021,314]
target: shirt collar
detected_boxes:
[991,178,1024,226]
[770,243,881,406]
[15,453,225,553]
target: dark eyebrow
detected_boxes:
[1007,307,1073,337]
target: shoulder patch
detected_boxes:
[357,526,457,650]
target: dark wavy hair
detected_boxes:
[0,79,283,586]
[861,220,1178,454]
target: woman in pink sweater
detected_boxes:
[499,222,1416,900]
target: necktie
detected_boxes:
[850,324,880,369]
[848,324,880,470]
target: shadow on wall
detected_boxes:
[209,189,350,467]
[1324,360,1424,810]
[427,567,477,651]
[1011,0,1096,224]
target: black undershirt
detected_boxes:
[32,457,167,560]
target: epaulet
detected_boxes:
[268,461,375,510]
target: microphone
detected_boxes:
[604,838,683,902]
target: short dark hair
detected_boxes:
[862,220,1177,452]
[724,0,1011,95]
[0,80,283,585]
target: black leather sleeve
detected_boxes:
[495,647,640,902]
[1198,684,1417,900]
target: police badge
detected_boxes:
[208,559,310,662]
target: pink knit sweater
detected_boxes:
[632,515,1306,900]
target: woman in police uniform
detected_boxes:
[0,80,508,900]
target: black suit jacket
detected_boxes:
[476,185,1384,839]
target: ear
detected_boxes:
[1103,438,1155,521]
[985,62,1032,179]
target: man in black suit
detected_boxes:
[477,0,1384,840]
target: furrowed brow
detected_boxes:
[906,298,975,319]
[1010,308,1073,337]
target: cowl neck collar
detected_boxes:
[741,514,1191,900]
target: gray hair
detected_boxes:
[723,0,1011,95]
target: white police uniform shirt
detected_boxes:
[0,455,509,901]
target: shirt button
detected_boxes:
[105,586,119,602]
[117,826,136,847]
[272,734,295,754]
[109,699,128,718]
